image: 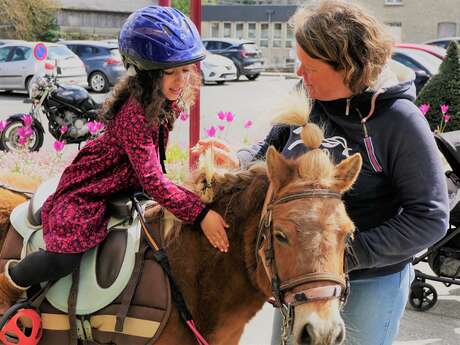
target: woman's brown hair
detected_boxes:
[100,66,200,130]
[292,0,394,94]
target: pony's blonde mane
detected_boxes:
[190,163,267,203]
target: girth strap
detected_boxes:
[115,244,148,332]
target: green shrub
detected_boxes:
[416,41,460,132]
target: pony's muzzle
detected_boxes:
[297,321,345,345]
[293,301,345,345]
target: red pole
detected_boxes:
[189,0,202,169]
[158,0,171,6]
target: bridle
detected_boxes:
[255,186,351,344]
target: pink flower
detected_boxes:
[60,125,68,135]
[444,114,451,123]
[18,136,28,145]
[419,104,430,116]
[0,120,7,132]
[53,140,65,152]
[179,112,189,122]
[441,104,449,114]
[17,126,33,138]
[205,126,216,138]
[225,112,234,122]
[87,120,104,135]
[244,120,253,128]
[217,111,226,120]
[218,125,225,131]
[21,114,33,127]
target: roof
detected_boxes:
[57,0,157,13]
[59,40,118,48]
[0,41,64,48]
[396,43,446,59]
[203,5,298,22]
[202,38,255,45]
[425,36,460,44]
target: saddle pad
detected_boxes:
[10,202,141,315]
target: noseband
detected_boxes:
[256,188,350,308]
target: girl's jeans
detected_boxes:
[271,263,415,345]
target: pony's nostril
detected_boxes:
[299,323,313,345]
[334,327,345,345]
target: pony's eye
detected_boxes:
[274,231,289,244]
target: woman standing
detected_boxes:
[194,1,448,344]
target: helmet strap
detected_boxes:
[127,65,137,77]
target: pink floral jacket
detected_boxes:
[42,97,206,253]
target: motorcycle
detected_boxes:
[0,71,100,152]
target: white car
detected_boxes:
[0,42,88,93]
[201,52,237,85]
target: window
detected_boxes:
[211,22,219,38]
[273,23,282,48]
[384,0,402,4]
[236,23,244,39]
[204,41,231,51]
[286,24,294,48]
[248,23,256,39]
[385,22,402,42]
[438,22,457,38]
[10,47,31,61]
[223,23,231,38]
[260,23,269,47]
[0,47,11,62]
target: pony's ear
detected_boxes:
[266,146,295,191]
[331,153,362,193]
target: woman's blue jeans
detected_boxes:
[271,263,414,345]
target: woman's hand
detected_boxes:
[191,138,240,169]
[200,210,230,252]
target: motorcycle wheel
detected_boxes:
[0,119,44,152]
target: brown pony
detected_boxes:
[0,97,362,345]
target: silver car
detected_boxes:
[0,42,88,93]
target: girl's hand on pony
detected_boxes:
[201,210,230,252]
[191,139,240,169]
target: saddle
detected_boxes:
[5,178,176,344]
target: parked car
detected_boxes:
[425,36,460,49]
[396,43,446,60]
[202,38,264,80]
[392,47,442,94]
[201,52,236,85]
[62,40,125,92]
[0,42,87,93]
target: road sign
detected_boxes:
[33,43,47,61]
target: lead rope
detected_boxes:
[132,193,209,345]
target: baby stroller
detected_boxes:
[409,130,460,311]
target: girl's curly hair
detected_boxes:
[99,67,200,130]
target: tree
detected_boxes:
[0,0,60,41]
[172,0,189,15]
[416,42,460,132]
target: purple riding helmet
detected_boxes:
[119,6,206,71]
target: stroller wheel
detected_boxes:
[409,281,438,312]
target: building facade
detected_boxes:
[202,5,298,69]
[57,0,158,38]
[202,0,460,69]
